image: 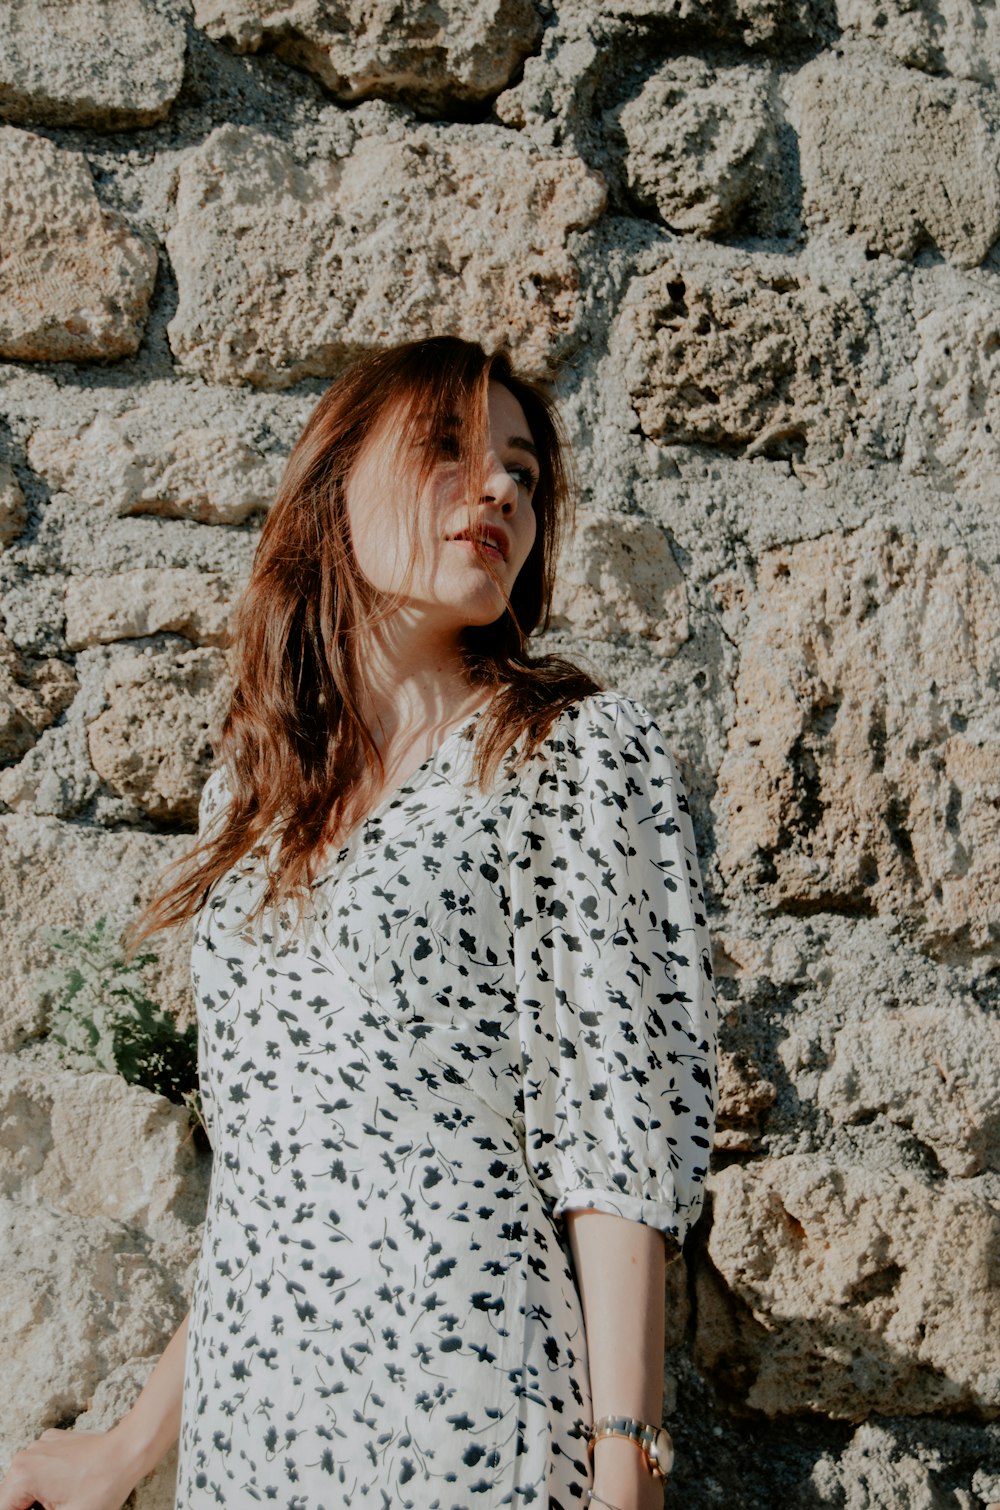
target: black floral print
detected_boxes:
[175,692,717,1510]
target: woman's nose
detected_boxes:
[481,454,517,512]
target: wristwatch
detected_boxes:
[586,1415,675,1480]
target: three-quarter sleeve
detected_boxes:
[506,693,717,1243]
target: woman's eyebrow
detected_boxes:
[413,412,537,460]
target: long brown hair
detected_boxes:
[133,337,600,938]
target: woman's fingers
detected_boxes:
[0,1453,51,1510]
[0,1429,131,1510]
[0,1446,55,1510]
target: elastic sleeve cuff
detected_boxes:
[551,1185,691,1242]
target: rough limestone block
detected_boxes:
[166,124,606,387]
[600,0,820,49]
[903,293,1000,497]
[762,919,1000,1183]
[812,1421,972,1507]
[549,510,689,654]
[0,0,187,130]
[617,258,872,456]
[697,1157,1000,1417]
[714,527,1000,956]
[616,59,776,236]
[0,128,157,362]
[0,817,190,1049]
[836,0,1000,84]
[0,1198,185,1456]
[0,462,27,546]
[65,569,240,650]
[87,646,230,825]
[714,1046,777,1152]
[0,633,77,764]
[818,998,1000,1177]
[28,410,284,524]
[0,748,98,824]
[494,26,604,139]
[791,48,1000,269]
[194,0,541,110]
[0,1059,207,1249]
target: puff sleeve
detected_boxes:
[506,693,717,1243]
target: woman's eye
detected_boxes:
[509,464,539,494]
[418,429,461,461]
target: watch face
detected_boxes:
[647,1426,675,1477]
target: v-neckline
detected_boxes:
[310,703,489,885]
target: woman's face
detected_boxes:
[345,381,539,631]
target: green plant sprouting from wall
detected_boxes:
[44,917,206,1143]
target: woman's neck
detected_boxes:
[351,616,484,751]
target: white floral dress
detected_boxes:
[175,692,717,1510]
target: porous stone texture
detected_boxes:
[812,1420,981,1507]
[0,128,157,362]
[0,1054,203,1457]
[836,0,1000,84]
[617,256,875,458]
[903,288,1000,498]
[3,0,1000,1500]
[550,510,688,652]
[791,47,1000,269]
[0,817,191,1049]
[818,993,1000,1179]
[194,0,542,110]
[0,0,187,129]
[0,634,77,764]
[1,1199,187,1448]
[0,463,27,546]
[65,569,239,649]
[0,1058,206,1245]
[715,526,1000,957]
[714,1044,777,1152]
[616,59,777,236]
[86,647,231,825]
[698,1157,1000,1419]
[716,910,1000,1184]
[166,123,606,386]
[28,411,286,524]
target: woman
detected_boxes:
[0,338,716,1510]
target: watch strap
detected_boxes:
[586,1414,674,1480]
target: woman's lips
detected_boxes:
[448,532,507,561]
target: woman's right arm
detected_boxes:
[0,1311,189,1510]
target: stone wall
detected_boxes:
[1,1,999,1505]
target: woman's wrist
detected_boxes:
[591,1434,666,1510]
[106,1412,171,1485]
[103,1312,188,1484]
[104,1419,157,1479]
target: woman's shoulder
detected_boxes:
[512,689,676,797]
[197,763,233,834]
[536,689,667,753]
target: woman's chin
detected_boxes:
[445,581,510,626]
[461,597,510,629]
